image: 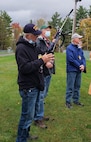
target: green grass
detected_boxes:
[0,53,91,142]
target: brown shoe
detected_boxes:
[42,116,49,121]
[34,120,47,129]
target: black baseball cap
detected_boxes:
[23,23,42,35]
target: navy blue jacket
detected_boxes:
[15,36,45,91]
[66,43,86,73]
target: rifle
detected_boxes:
[48,9,73,53]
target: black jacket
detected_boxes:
[15,36,45,91]
[36,37,55,76]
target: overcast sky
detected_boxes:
[0,0,91,27]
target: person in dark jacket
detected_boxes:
[65,33,86,109]
[15,23,54,142]
[34,25,56,128]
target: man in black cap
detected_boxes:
[15,23,54,142]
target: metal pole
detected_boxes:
[72,0,77,35]
[72,0,82,35]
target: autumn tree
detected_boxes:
[37,18,45,29]
[79,18,91,50]
[11,23,22,51]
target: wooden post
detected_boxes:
[88,83,91,95]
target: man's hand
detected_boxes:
[41,53,55,63]
[52,39,56,43]
[79,65,85,72]
[46,61,53,68]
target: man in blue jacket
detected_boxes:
[65,33,86,109]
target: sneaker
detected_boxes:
[28,135,38,140]
[42,116,49,121]
[66,102,72,109]
[34,120,47,129]
[73,102,84,106]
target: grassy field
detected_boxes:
[0,53,91,142]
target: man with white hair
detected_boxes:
[65,33,86,109]
[15,23,54,142]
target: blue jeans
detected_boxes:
[16,88,40,142]
[34,75,51,120]
[66,72,81,104]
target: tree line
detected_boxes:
[0,5,91,51]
